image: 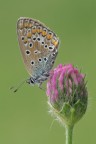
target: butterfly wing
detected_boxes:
[17,17,59,80]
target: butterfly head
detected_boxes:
[26,77,35,85]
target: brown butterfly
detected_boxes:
[13,17,59,91]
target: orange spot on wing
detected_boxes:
[24,22,29,28]
[24,37,28,44]
[52,39,58,47]
[28,21,33,28]
[37,28,42,34]
[27,32,32,38]
[42,30,47,36]
[46,34,53,40]
[32,28,36,34]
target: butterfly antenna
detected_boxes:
[10,79,27,92]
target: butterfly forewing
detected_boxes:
[17,17,59,80]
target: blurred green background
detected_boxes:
[0,0,96,143]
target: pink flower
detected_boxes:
[46,64,87,110]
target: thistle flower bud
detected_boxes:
[46,64,88,126]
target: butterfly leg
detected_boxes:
[38,83,45,91]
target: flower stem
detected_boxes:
[65,125,74,144]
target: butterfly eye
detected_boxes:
[31,60,35,65]
[28,78,35,84]
[29,42,33,48]
[26,50,31,55]
[30,79,34,84]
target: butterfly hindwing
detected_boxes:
[17,17,59,82]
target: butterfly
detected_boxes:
[17,17,59,88]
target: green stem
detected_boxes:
[65,125,74,144]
